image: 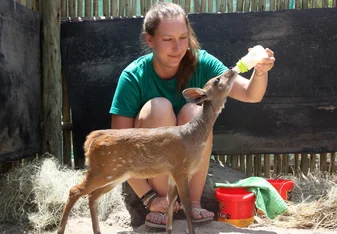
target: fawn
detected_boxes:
[57,69,238,234]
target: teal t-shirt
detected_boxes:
[109,49,228,118]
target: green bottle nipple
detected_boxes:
[235,59,249,73]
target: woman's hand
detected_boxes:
[149,196,182,213]
[254,48,276,75]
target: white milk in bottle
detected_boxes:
[232,45,269,73]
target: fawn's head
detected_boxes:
[182,69,238,105]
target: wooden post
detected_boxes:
[201,0,207,12]
[295,0,301,9]
[62,70,72,167]
[119,0,125,16]
[219,0,226,12]
[294,153,300,176]
[85,0,92,17]
[239,155,246,174]
[41,0,63,163]
[282,154,289,175]
[140,0,146,15]
[194,0,201,13]
[264,154,271,178]
[78,0,83,17]
[274,154,281,176]
[330,152,336,174]
[208,0,213,12]
[231,155,239,170]
[302,0,308,8]
[103,0,109,16]
[270,0,275,10]
[320,153,327,172]
[300,153,309,176]
[111,0,118,16]
[146,0,151,13]
[33,0,40,12]
[258,0,266,11]
[322,0,328,8]
[252,0,258,11]
[246,154,253,177]
[94,0,99,16]
[61,0,67,17]
[310,153,316,172]
[132,0,137,16]
[237,0,243,12]
[215,0,220,12]
[218,155,226,165]
[185,0,191,13]
[225,155,230,164]
[68,0,75,17]
[227,0,233,12]
[126,0,132,16]
[256,154,262,176]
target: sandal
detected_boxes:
[191,208,214,223]
[144,212,167,229]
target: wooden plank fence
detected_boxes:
[5,0,337,178]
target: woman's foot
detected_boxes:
[191,201,214,222]
[144,196,181,228]
[145,211,167,229]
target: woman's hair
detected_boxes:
[141,2,200,94]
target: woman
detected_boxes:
[110,2,275,228]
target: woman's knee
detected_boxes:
[135,97,176,128]
[177,103,202,125]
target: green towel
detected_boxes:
[214,177,288,220]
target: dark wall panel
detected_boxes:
[61,8,337,160]
[0,0,41,163]
[188,9,337,154]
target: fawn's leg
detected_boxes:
[57,175,109,234]
[174,176,194,234]
[178,103,214,220]
[89,184,115,234]
[166,177,178,234]
[57,184,84,234]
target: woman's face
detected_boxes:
[146,16,189,70]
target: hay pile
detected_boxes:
[1,154,336,232]
[272,172,337,230]
[0,154,130,232]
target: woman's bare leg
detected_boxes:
[127,97,177,225]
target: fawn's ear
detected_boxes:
[182,88,208,104]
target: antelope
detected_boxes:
[57,69,238,234]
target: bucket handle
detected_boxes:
[279,181,294,192]
[279,181,294,200]
[242,193,254,200]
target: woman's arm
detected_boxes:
[111,114,134,129]
[229,48,275,103]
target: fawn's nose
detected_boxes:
[226,68,236,78]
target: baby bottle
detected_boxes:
[232,45,269,73]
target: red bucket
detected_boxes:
[267,179,294,200]
[215,187,256,227]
